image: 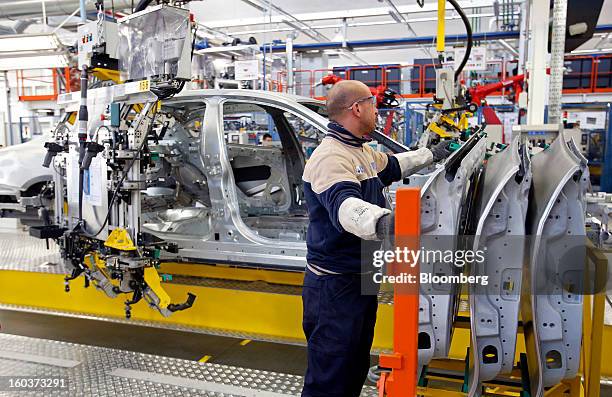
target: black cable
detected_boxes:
[191,25,197,61]
[134,0,154,12]
[78,169,84,221]
[447,0,473,81]
[77,68,89,223]
[152,79,186,100]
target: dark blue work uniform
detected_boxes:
[301,122,402,397]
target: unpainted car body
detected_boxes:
[0,135,54,223]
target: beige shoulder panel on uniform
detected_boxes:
[303,138,360,194]
[362,143,389,174]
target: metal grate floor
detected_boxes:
[0,333,377,397]
[0,232,64,274]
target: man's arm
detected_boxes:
[394,148,434,177]
[371,141,455,185]
[370,146,433,186]
[304,156,390,240]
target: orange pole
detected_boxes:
[52,68,58,99]
[378,187,420,396]
[419,65,424,97]
[65,67,71,93]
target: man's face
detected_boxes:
[361,95,378,134]
[262,137,273,146]
[350,88,378,135]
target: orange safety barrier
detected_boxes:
[378,187,420,397]
[345,65,385,87]
[594,54,612,93]
[16,67,73,102]
[382,64,424,98]
[271,55,612,100]
[266,79,284,92]
[562,55,596,94]
[276,69,316,97]
[422,64,437,97]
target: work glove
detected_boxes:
[375,212,395,241]
[429,140,454,163]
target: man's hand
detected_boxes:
[375,212,395,241]
[429,140,454,163]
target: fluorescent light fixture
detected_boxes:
[0,54,69,71]
[570,48,612,54]
[0,34,62,53]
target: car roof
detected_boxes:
[173,89,324,105]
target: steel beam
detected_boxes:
[0,0,132,20]
[241,0,367,65]
[207,0,495,29]
[548,0,568,125]
[228,13,501,36]
[262,25,612,52]
[2,71,14,147]
[526,0,550,125]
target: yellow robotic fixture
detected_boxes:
[104,228,137,251]
[143,267,171,310]
[91,67,122,84]
[69,228,189,318]
[427,109,474,139]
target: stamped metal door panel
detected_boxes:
[417,134,487,368]
[467,137,531,395]
[522,130,585,395]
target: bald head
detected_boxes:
[326,80,372,121]
[325,79,378,137]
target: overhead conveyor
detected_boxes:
[467,136,532,395]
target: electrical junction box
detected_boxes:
[436,68,455,110]
[77,20,118,70]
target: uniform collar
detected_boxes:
[327,121,372,147]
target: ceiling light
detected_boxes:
[0,34,62,53]
[570,48,612,54]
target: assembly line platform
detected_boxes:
[1,230,611,396]
[0,230,381,396]
[0,332,351,397]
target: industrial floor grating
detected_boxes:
[0,232,64,274]
[0,333,378,396]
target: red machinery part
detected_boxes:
[320,75,398,109]
[468,73,525,105]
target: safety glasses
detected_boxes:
[347,95,376,110]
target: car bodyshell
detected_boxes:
[0,135,54,219]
